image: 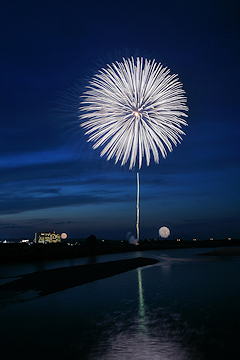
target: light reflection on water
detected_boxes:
[88,266,204,360]
[90,332,192,360]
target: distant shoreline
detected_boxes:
[199,246,240,256]
[1,239,240,264]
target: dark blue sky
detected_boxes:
[1,0,239,240]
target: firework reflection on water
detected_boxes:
[88,266,200,360]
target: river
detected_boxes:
[0,248,240,359]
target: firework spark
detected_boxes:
[79,57,188,169]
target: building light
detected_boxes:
[34,231,61,244]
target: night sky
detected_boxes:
[1,0,240,241]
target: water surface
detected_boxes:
[1,248,240,359]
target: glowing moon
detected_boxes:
[61,232,68,240]
[159,226,170,238]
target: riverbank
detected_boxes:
[199,246,240,256]
[0,257,159,296]
[1,239,240,264]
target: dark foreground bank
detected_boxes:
[199,246,240,256]
[0,257,158,296]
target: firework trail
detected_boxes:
[136,172,140,241]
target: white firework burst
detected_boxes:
[79,57,188,169]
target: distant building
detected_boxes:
[34,231,61,244]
